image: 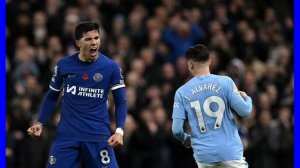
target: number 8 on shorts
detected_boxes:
[100,149,110,164]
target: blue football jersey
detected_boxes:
[172,74,251,163]
[50,52,125,142]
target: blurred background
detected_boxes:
[6,0,294,168]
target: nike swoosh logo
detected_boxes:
[67,74,77,78]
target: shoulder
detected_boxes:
[216,75,235,91]
[100,53,121,67]
[101,53,116,64]
[57,53,79,65]
[210,74,233,83]
[175,79,192,95]
[221,75,234,85]
[210,74,230,80]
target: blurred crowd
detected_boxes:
[6,0,294,168]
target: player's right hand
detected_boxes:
[182,139,191,148]
[182,135,191,148]
[27,123,43,137]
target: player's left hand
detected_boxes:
[239,91,248,99]
[107,133,123,148]
[27,123,43,137]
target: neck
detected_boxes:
[78,53,98,62]
[193,67,210,77]
[78,53,87,62]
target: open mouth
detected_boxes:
[90,47,97,56]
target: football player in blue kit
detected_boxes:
[27,22,127,168]
[172,44,252,168]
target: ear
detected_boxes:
[187,60,194,71]
[208,58,211,65]
[75,40,80,48]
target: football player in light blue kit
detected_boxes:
[27,22,127,168]
[172,44,252,168]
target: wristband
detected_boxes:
[37,122,43,126]
[116,128,124,136]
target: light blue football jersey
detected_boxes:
[172,74,251,163]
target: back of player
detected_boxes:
[172,44,252,168]
[174,74,245,162]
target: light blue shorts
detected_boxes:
[196,157,248,168]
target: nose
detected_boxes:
[91,38,96,45]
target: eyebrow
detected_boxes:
[83,35,100,40]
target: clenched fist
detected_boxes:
[27,122,43,137]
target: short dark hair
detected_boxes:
[75,22,100,40]
[185,44,210,62]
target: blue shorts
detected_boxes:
[46,138,118,168]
